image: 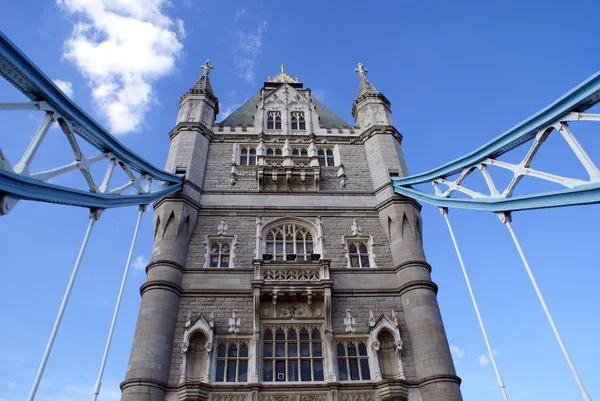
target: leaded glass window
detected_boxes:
[209,240,231,268]
[240,147,256,166]
[291,112,306,130]
[267,111,282,130]
[337,341,371,381]
[263,327,324,382]
[215,342,249,382]
[264,223,314,261]
[348,241,370,268]
[318,149,334,166]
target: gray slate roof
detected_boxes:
[219,91,351,129]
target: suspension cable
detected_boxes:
[92,205,146,401]
[28,209,100,401]
[441,208,509,401]
[500,212,592,401]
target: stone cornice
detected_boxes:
[358,125,403,145]
[145,260,186,274]
[169,121,215,140]
[398,280,438,296]
[140,280,183,296]
[374,187,423,212]
[394,260,432,273]
[120,377,167,392]
[153,192,202,211]
[417,373,462,387]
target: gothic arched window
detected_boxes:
[264,222,314,261]
[348,241,370,268]
[267,111,282,130]
[215,341,249,382]
[318,149,334,166]
[209,240,231,267]
[240,148,256,166]
[292,148,300,156]
[337,341,371,381]
[263,327,324,382]
[291,111,306,130]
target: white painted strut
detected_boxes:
[28,210,100,401]
[500,213,592,401]
[441,208,509,401]
[92,206,146,401]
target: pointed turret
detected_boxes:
[351,62,393,128]
[176,59,219,126]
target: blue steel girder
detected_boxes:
[0,31,182,212]
[392,70,600,212]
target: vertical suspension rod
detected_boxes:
[92,205,146,401]
[501,213,592,401]
[28,209,100,401]
[441,208,509,401]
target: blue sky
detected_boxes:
[1,1,599,400]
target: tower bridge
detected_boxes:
[0,30,597,401]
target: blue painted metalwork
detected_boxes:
[392,71,600,212]
[0,30,182,209]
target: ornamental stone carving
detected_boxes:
[340,393,377,401]
[261,301,323,319]
[262,394,327,401]
[212,394,249,401]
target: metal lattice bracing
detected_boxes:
[392,71,600,212]
[0,31,182,214]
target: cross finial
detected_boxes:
[280,64,285,74]
[201,59,214,77]
[355,62,368,78]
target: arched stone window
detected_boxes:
[264,221,315,261]
[348,241,370,268]
[187,331,209,380]
[337,341,371,381]
[377,330,399,379]
[240,147,256,165]
[267,111,282,130]
[215,341,249,382]
[291,111,306,130]
[318,149,335,166]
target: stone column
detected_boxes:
[120,200,198,401]
[361,126,462,401]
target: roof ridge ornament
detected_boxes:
[267,64,299,83]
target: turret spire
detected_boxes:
[354,62,380,98]
[182,59,216,101]
[351,62,392,126]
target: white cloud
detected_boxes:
[235,21,267,84]
[53,79,74,98]
[131,255,148,271]
[220,102,242,120]
[449,345,465,360]
[57,0,185,134]
[478,349,498,367]
[234,8,246,23]
[311,88,327,101]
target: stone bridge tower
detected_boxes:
[120,62,462,401]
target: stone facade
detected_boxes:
[120,65,462,401]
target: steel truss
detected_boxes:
[0,31,182,215]
[392,73,599,401]
[392,71,600,212]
